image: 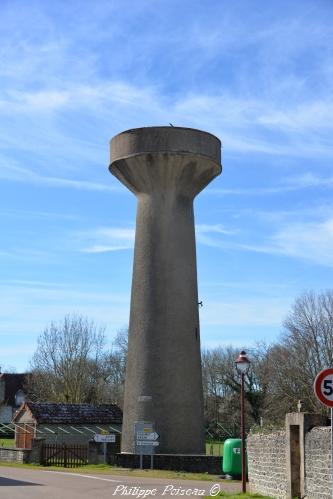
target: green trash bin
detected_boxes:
[222,438,247,477]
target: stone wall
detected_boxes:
[0,447,30,463]
[110,454,222,475]
[305,426,331,499]
[248,430,287,499]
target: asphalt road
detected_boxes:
[0,466,241,499]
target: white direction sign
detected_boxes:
[94,434,116,443]
[136,431,159,441]
[134,422,160,455]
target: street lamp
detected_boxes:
[235,350,251,493]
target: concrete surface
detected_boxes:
[109,127,222,454]
[0,466,241,499]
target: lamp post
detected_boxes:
[235,350,251,494]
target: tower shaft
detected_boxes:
[109,127,221,454]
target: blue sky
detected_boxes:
[1,0,332,371]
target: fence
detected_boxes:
[41,443,88,468]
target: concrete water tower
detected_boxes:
[109,126,222,454]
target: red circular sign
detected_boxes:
[314,368,333,407]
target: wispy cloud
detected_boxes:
[74,217,333,268]
[251,217,333,267]
[207,173,333,196]
[77,227,135,253]
[258,101,333,131]
[76,224,237,254]
[196,224,236,235]
[196,212,333,268]
[0,162,121,192]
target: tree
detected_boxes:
[202,345,270,437]
[268,290,333,416]
[89,328,128,407]
[28,314,105,403]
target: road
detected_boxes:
[0,466,241,498]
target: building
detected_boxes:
[0,373,27,423]
[13,402,122,449]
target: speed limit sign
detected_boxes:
[314,368,333,407]
[314,368,333,498]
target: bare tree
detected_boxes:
[202,345,270,437]
[90,328,128,407]
[269,290,333,415]
[28,315,105,403]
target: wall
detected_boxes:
[248,420,332,499]
[0,447,29,463]
[305,426,331,499]
[110,454,222,475]
[247,430,287,499]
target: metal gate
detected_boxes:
[41,443,88,467]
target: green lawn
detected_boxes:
[0,438,15,448]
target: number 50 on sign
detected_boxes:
[314,368,333,499]
[314,368,333,407]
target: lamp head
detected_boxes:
[235,350,251,375]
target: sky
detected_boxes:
[0,0,332,371]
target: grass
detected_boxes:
[0,438,15,448]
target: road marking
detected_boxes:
[43,470,122,482]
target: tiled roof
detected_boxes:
[17,402,122,424]
[0,373,27,406]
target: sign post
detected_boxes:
[314,368,333,499]
[134,422,159,470]
[93,433,116,464]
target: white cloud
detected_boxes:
[77,227,135,253]
[194,211,333,269]
[75,218,333,270]
[0,89,71,111]
[234,217,333,268]
[207,173,333,196]
[258,101,333,130]
[78,225,237,254]
[83,245,133,253]
[0,162,120,192]
[269,218,333,266]
[0,83,159,114]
